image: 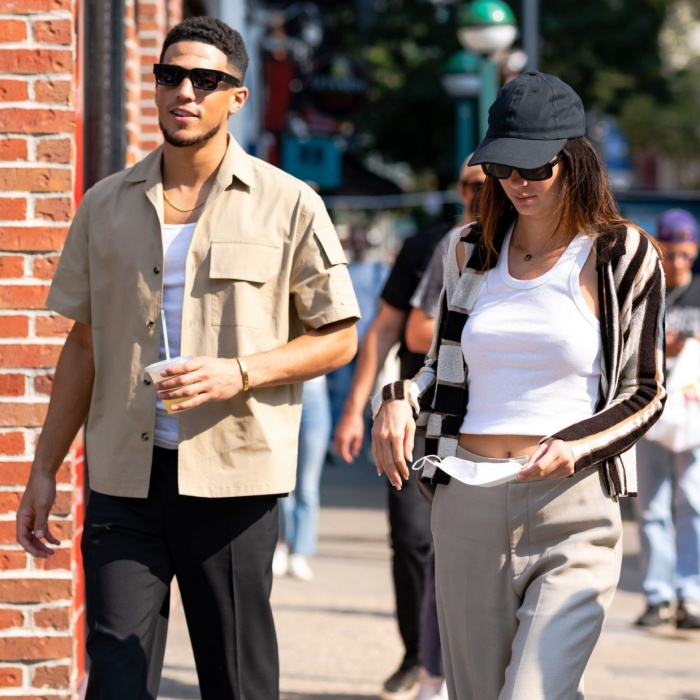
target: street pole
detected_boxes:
[522,0,539,71]
[478,56,497,140]
[457,0,517,138]
[456,98,477,176]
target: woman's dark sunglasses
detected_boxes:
[481,153,564,181]
[153,64,241,91]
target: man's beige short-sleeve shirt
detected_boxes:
[48,137,360,498]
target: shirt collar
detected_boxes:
[123,134,256,191]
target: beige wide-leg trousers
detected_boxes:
[432,448,622,700]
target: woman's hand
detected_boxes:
[371,399,416,489]
[516,438,575,481]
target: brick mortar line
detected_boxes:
[0,103,74,110]
[4,565,74,574]
[0,134,71,139]
[0,42,74,51]
[0,279,53,285]
[0,690,73,697]
[0,104,73,111]
[0,220,69,226]
[1,658,73,663]
[137,30,165,40]
[0,310,63,314]
[0,691,72,697]
[0,694,74,699]
[0,194,72,200]
[0,12,72,19]
[0,198,72,205]
[0,162,73,168]
[0,78,73,86]
[0,76,72,83]
[1,336,64,342]
[0,661,72,670]
[0,630,75,638]
[0,485,73,492]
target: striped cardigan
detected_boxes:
[412,217,666,499]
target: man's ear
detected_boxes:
[228,86,249,116]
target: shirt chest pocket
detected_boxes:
[208,241,282,328]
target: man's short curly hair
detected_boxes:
[160,16,249,80]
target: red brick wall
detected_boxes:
[0,1,81,697]
[143,1,183,154]
[0,0,181,696]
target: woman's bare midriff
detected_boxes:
[458,433,546,460]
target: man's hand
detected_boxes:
[334,410,365,463]
[371,399,416,489]
[155,356,244,410]
[16,473,60,558]
[516,438,575,481]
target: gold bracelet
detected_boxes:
[236,357,250,392]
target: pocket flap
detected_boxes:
[314,226,347,266]
[209,241,281,283]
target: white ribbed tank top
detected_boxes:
[154,222,196,450]
[459,226,601,437]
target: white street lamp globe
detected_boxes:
[458,0,518,56]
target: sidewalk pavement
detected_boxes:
[159,456,700,700]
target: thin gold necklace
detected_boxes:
[163,190,205,213]
[513,227,566,262]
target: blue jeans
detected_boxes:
[635,438,700,605]
[280,378,331,556]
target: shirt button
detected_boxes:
[147,320,155,329]
[153,266,161,274]
[141,432,149,441]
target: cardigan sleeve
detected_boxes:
[410,228,467,411]
[547,230,667,471]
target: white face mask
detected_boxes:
[414,454,526,487]
[438,456,525,487]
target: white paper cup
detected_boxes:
[145,356,193,414]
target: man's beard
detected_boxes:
[159,119,222,148]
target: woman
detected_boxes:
[371,72,666,700]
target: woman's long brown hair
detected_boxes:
[477,136,661,262]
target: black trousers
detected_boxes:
[82,447,280,700]
[387,428,433,670]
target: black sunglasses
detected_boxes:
[481,153,564,181]
[153,64,241,91]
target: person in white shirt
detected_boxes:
[372,72,666,700]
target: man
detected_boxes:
[16,17,359,700]
[635,208,700,630]
[334,157,484,700]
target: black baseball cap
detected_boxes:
[469,71,585,169]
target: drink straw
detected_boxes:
[161,309,170,360]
